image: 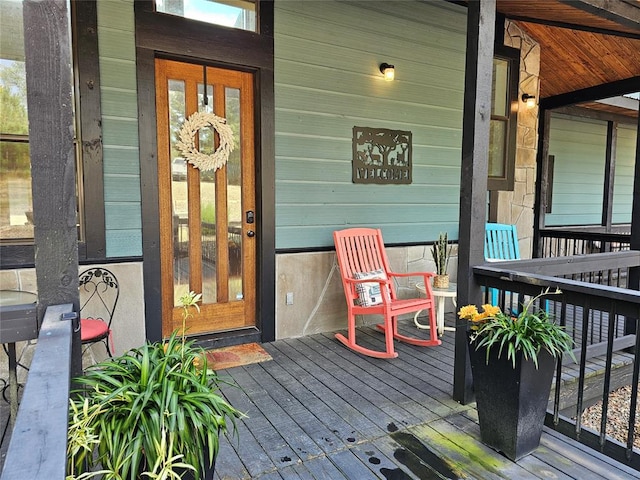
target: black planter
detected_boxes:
[178,448,217,480]
[468,339,556,461]
[180,460,215,480]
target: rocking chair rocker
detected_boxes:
[333,228,441,358]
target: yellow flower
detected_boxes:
[458,305,479,320]
[472,311,488,322]
[481,304,501,317]
[192,356,203,370]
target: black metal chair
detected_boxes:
[79,267,119,358]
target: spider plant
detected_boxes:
[458,288,575,368]
[67,292,243,480]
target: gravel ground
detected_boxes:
[581,385,640,449]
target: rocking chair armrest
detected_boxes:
[387,271,436,279]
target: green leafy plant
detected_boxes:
[67,291,243,480]
[458,288,575,368]
[431,232,452,275]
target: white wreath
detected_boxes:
[176,111,235,172]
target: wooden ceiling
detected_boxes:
[515,22,640,98]
[494,0,640,103]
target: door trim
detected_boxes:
[135,2,275,344]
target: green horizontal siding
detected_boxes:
[106,230,142,258]
[104,203,142,230]
[97,0,141,258]
[612,124,637,224]
[103,146,140,175]
[274,0,466,249]
[101,117,139,147]
[104,176,141,203]
[100,87,138,117]
[96,1,134,31]
[546,114,607,227]
[95,27,136,60]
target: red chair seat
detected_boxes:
[81,318,110,342]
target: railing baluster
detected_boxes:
[599,303,617,451]
[627,327,640,461]
[473,251,640,467]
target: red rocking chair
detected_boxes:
[333,228,441,358]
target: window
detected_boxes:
[155,0,257,32]
[488,45,519,191]
[1,0,104,267]
[0,0,33,244]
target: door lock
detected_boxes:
[247,230,255,238]
[246,210,255,224]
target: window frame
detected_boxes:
[488,44,519,192]
[154,0,258,32]
[0,0,106,268]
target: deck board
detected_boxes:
[216,320,639,480]
[2,316,637,478]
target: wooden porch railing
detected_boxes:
[539,227,631,260]
[0,304,76,480]
[473,251,640,468]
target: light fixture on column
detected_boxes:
[521,93,536,108]
[380,63,395,81]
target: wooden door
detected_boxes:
[155,59,256,337]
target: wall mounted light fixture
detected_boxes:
[521,93,536,108]
[380,63,395,81]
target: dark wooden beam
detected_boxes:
[558,0,640,31]
[628,100,640,336]
[257,1,276,343]
[553,105,637,126]
[602,122,617,230]
[22,0,81,376]
[454,0,496,405]
[136,46,163,343]
[506,14,640,40]
[540,76,640,110]
[534,109,552,257]
[630,100,640,256]
[72,0,106,260]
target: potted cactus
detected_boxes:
[431,232,452,288]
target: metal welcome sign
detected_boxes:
[352,126,412,184]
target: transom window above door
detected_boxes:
[155,0,257,32]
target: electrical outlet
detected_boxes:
[286,292,294,305]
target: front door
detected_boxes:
[155,59,256,337]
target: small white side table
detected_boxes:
[414,281,457,336]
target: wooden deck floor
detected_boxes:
[214,319,639,480]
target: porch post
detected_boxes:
[23,0,82,378]
[533,109,551,257]
[627,103,640,336]
[453,0,496,404]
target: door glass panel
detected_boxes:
[225,87,243,300]
[168,79,190,306]
[198,83,217,304]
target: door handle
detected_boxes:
[247,230,255,238]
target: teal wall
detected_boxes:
[274,1,466,249]
[546,114,608,226]
[612,123,638,224]
[97,0,142,257]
